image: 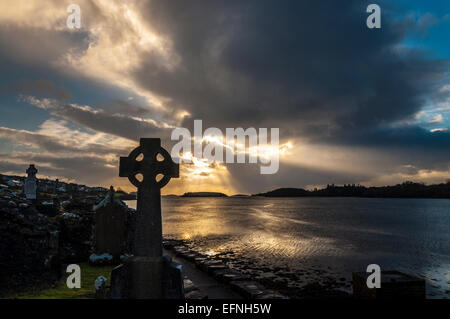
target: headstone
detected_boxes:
[111,138,182,299]
[24,164,38,200]
[53,179,59,194]
[67,183,78,198]
[92,186,127,260]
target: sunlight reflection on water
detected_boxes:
[125,197,450,298]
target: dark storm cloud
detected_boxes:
[108,99,153,117]
[0,161,27,174]
[129,0,448,141]
[332,126,450,171]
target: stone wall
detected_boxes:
[0,197,60,296]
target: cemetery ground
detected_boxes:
[0,170,240,300]
[9,263,115,299]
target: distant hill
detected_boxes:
[163,194,179,198]
[254,188,309,197]
[253,181,450,199]
[181,192,228,197]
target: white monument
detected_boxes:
[24,164,38,200]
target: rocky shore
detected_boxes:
[163,238,351,299]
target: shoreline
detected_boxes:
[163,238,351,299]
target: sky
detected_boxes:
[0,0,449,195]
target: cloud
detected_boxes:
[0,119,137,187]
[0,120,132,155]
[429,114,444,123]
[0,152,118,186]
[0,0,449,192]
[24,96,172,141]
[2,1,448,142]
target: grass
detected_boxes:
[15,263,116,299]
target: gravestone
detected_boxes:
[111,138,183,299]
[24,164,38,200]
[92,186,127,261]
[53,179,59,194]
[67,183,78,198]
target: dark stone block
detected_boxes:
[229,281,266,299]
[255,290,289,299]
[197,259,223,272]
[110,255,185,299]
[185,289,208,299]
[162,256,185,299]
[206,264,228,275]
[183,279,196,293]
[110,263,131,299]
[213,269,249,283]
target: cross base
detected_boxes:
[111,256,184,299]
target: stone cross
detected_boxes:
[24,164,38,200]
[119,138,179,298]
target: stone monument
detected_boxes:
[53,179,59,194]
[92,186,128,261]
[24,164,38,200]
[110,138,183,299]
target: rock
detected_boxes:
[8,201,17,208]
[182,252,199,261]
[62,212,80,219]
[94,276,108,299]
[185,289,208,299]
[89,253,113,265]
[173,245,190,256]
[212,269,248,283]
[183,279,196,293]
[255,290,289,299]
[199,260,227,274]
[193,257,208,266]
[229,281,266,299]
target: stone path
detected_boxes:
[164,249,242,299]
